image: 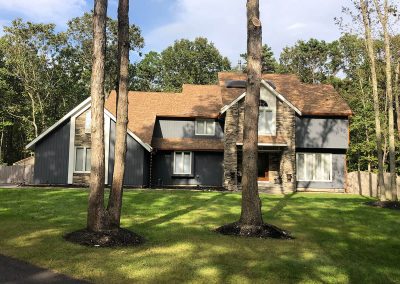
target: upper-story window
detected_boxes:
[85,110,91,134]
[195,119,215,136]
[258,99,273,134]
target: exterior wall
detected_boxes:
[153,118,224,139]
[295,117,349,190]
[223,105,239,190]
[34,121,70,184]
[223,86,296,192]
[296,151,346,190]
[276,100,296,192]
[108,120,149,187]
[73,110,91,184]
[295,117,349,149]
[152,151,223,187]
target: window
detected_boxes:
[195,119,215,135]
[296,153,332,181]
[258,99,274,134]
[75,147,91,172]
[173,152,192,175]
[85,110,91,133]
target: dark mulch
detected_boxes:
[215,222,293,239]
[365,200,400,210]
[64,228,144,247]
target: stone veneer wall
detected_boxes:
[73,110,91,184]
[223,97,296,192]
[223,104,240,191]
[276,101,296,192]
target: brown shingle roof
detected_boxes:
[104,85,222,145]
[218,72,353,116]
[104,72,352,149]
[152,138,224,151]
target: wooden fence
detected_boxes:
[347,171,400,197]
[0,165,34,184]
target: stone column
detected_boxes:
[277,104,296,193]
[223,105,239,191]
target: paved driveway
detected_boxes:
[0,254,90,284]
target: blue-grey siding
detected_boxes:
[296,151,346,189]
[296,117,349,149]
[34,121,70,184]
[153,118,224,139]
[108,121,149,186]
[152,151,223,186]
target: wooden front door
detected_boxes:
[257,153,269,181]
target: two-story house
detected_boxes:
[26,72,352,192]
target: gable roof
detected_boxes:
[104,84,222,145]
[25,97,152,152]
[219,80,302,116]
[27,72,352,152]
[218,72,353,117]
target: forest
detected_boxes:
[0,2,399,179]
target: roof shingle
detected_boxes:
[104,72,352,148]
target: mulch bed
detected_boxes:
[365,200,400,210]
[64,228,144,247]
[215,222,293,239]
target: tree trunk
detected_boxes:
[0,119,4,164]
[373,0,397,201]
[360,0,386,201]
[87,0,108,232]
[394,61,400,138]
[107,0,130,228]
[239,0,263,227]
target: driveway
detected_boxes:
[0,254,89,284]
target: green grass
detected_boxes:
[0,188,399,283]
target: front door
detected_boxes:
[257,153,269,181]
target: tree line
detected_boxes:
[0,1,399,200]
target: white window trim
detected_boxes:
[173,151,193,175]
[74,146,91,173]
[195,119,216,136]
[296,153,333,182]
[258,107,273,135]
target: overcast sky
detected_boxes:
[0,0,349,64]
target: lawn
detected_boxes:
[0,188,399,284]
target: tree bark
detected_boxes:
[239,0,263,227]
[373,0,397,201]
[394,61,400,139]
[107,0,130,228]
[360,0,386,201]
[87,0,108,232]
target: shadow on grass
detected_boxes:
[0,188,400,283]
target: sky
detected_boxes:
[0,0,349,64]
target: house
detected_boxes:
[25,72,352,192]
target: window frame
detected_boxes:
[74,146,91,173]
[296,153,333,182]
[195,119,216,136]
[173,151,193,175]
[258,106,274,135]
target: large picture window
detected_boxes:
[297,153,332,181]
[258,99,274,134]
[195,119,215,136]
[75,147,91,173]
[173,151,192,175]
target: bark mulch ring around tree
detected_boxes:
[365,200,400,210]
[64,228,144,247]
[215,222,293,239]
